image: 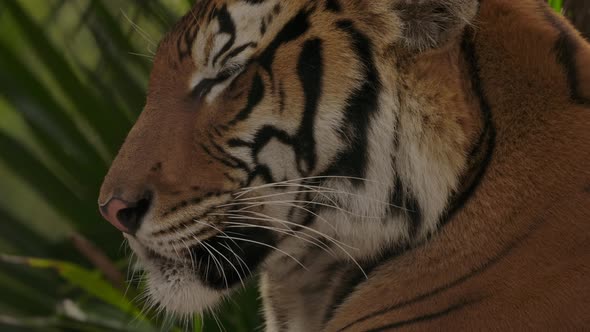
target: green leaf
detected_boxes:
[3,1,132,156]
[85,0,152,116]
[0,133,122,249]
[0,208,50,256]
[0,42,107,191]
[548,0,563,12]
[0,255,145,321]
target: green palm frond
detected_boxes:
[0,1,260,330]
[548,0,564,12]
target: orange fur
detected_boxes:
[326,1,590,330]
[99,0,589,329]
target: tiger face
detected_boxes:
[99,0,478,320]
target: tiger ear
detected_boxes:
[392,0,478,52]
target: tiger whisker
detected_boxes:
[223,210,367,279]
[181,225,198,272]
[210,310,227,332]
[121,10,157,48]
[221,219,330,250]
[220,199,383,220]
[189,218,253,280]
[234,175,384,198]
[131,285,159,326]
[219,209,352,250]
[189,235,228,289]
[220,220,338,258]
[217,199,339,232]
[219,242,251,277]
[172,230,189,261]
[234,185,409,212]
[124,251,138,298]
[202,241,245,288]
[193,218,241,250]
[234,188,344,216]
[128,51,154,60]
[218,233,309,271]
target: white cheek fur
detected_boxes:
[127,236,229,316]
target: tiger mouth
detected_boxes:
[129,220,277,291]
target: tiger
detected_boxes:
[98,0,590,330]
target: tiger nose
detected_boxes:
[99,194,152,235]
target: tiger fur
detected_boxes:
[98,0,590,330]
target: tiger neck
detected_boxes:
[259,32,486,332]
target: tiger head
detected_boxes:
[99,0,479,317]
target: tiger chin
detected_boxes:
[99,0,590,330]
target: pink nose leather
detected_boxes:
[99,198,131,233]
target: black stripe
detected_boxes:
[251,126,293,156]
[190,68,236,100]
[211,5,237,66]
[295,38,324,174]
[209,135,252,172]
[387,174,422,239]
[322,20,380,184]
[219,42,258,67]
[176,24,199,61]
[404,192,422,239]
[227,138,253,148]
[155,197,232,236]
[247,164,275,185]
[542,3,590,105]
[200,142,251,174]
[260,20,267,35]
[335,218,545,332]
[321,20,385,324]
[278,80,286,113]
[440,28,496,224]
[388,175,405,215]
[323,245,409,326]
[161,190,232,218]
[257,9,310,73]
[332,27,497,332]
[363,299,478,332]
[325,0,342,12]
[229,73,265,126]
[249,125,294,184]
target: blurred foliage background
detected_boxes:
[0,0,260,331]
[0,0,587,331]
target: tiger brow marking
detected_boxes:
[190,70,234,100]
[257,9,311,74]
[176,19,200,61]
[219,42,258,67]
[212,5,237,67]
